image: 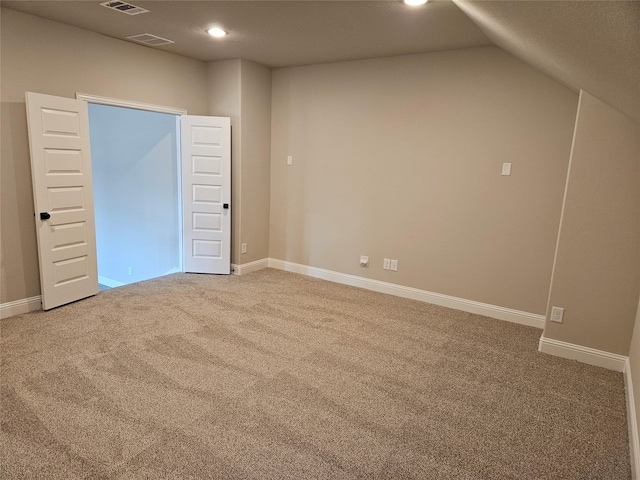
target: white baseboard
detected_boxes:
[626,359,640,479]
[232,258,269,276]
[98,276,126,288]
[267,259,545,329]
[0,296,42,319]
[538,335,628,372]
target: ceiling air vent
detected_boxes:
[126,33,175,47]
[100,1,149,16]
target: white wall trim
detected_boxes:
[626,358,640,479]
[267,259,545,328]
[98,276,125,288]
[0,296,42,319]
[75,93,188,115]
[538,335,628,372]
[232,258,269,276]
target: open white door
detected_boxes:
[25,92,98,310]
[181,115,231,274]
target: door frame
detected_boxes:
[76,93,187,116]
[77,93,188,279]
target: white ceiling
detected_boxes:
[3,0,639,122]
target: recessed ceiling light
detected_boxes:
[207,27,227,38]
[404,0,428,5]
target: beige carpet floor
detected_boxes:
[0,269,631,479]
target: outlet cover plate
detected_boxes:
[550,306,564,323]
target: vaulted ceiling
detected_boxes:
[454,1,639,123]
[3,0,639,121]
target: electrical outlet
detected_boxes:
[359,255,369,267]
[383,258,391,270]
[390,259,398,271]
[128,266,133,276]
[502,162,512,176]
[550,306,564,323]
[287,155,293,166]
[241,243,247,254]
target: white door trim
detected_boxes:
[75,93,187,115]
[80,94,185,276]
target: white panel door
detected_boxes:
[25,92,98,310]
[181,115,231,274]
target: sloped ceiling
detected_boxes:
[453,0,640,122]
[2,0,639,122]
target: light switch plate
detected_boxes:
[502,163,512,176]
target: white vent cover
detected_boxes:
[100,1,149,16]
[126,33,175,47]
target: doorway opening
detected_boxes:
[88,103,182,289]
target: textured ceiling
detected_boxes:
[3,0,639,122]
[454,0,640,123]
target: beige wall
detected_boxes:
[207,59,271,266]
[544,91,639,355]
[0,8,209,304]
[239,60,272,264]
[1,9,208,111]
[270,46,578,314]
[207,60,242,264]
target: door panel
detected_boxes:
[181,115,231,274]
[26,92,98,310]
